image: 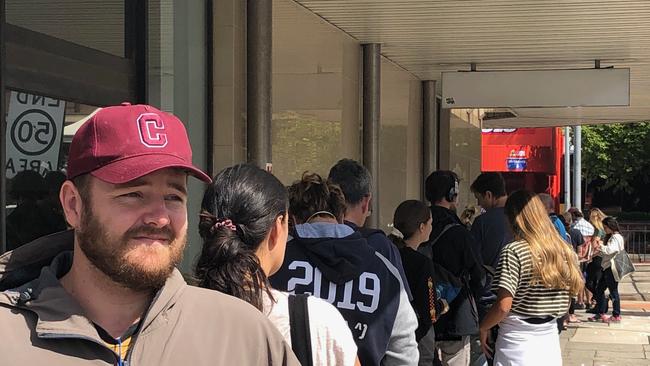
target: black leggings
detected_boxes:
[585,257,604,293]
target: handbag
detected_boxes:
[611,250,636,281]
[288,294,313,366]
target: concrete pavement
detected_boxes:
[562,264,650,366]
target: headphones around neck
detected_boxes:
[446,179,459,202]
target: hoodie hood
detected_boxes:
[291,223,375,285]
[0,230,74,291]
[430,205,462,239]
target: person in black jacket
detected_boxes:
[388,199,449,366]
[420,170,485,366]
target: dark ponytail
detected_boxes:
[602,216,620,246]
[388,200,431,248]
[194,164,288,311]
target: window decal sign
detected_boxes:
[5,91,66,178]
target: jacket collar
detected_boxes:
[0,230,187,342]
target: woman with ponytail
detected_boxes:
[479,190,583,365]
[388,200,448,366]
[195,164,358,366]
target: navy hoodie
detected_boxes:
[345,221,413,301]
[270,223,418,366]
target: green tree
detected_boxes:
[582,122,650,194]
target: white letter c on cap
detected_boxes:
[137,113,168,148]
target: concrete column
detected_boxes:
[362,43,381,228]
[0,0,6,253]
[438,107,451,171]
[564,126,572,209]
[422,80,438,200]
[573,125,582,210]
[246,0,272,168]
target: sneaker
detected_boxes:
[587,314,603,322]
[610,315,622,322]
[600,315,611,323]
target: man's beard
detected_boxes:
[77,206,185,292]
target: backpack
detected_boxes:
[419,223,479,336]
[418,223,463,303]
[288,293,313,366]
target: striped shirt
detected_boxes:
[492,240,570,318]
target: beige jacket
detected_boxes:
[0,231,300,366]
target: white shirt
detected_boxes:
[263,289,358,366]
[599,233,625,270]
[572,218,595,237]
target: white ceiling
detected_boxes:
[294,0,650,127]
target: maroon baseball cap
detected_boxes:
[66,103,211,184]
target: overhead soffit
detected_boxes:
[293,0,650,127]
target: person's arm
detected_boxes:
[479,288,513,359]
[463,229,486,299]
[375,253,419,366]
[412,271,435,340]
[383,286,419,366]
[600,235,624,255]
[470,216,484,260]
[553,219,570,243]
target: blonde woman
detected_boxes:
[479,190,583,366]
[589,208,607,240]
[585,208,607,311]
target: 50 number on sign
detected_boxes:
[11,109,58,156]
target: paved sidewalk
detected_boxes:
[562,264,650,366]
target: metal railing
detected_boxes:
[620,222,649,263]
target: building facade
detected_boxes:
[0,0,481,272]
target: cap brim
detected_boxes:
[90,154,212,184]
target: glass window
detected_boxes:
[4,88,98,251]
[5,0,125,57]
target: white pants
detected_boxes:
[438,336,471,366]
[494,314,561,366]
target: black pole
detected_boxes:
[206,0,214,177]
[362,43,380,228]
[0,0,6,254]
[247,0,272,168]
[422,80,438,200]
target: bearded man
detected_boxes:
[0,103,298,366]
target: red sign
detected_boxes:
[481,128,559,174]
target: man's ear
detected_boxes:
[60,181,84,229]
[485,191,494,201]
[361,194,372,215]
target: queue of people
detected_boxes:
[0,102,633,366]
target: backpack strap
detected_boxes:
[419,223,459,260]
[288,294,313,366]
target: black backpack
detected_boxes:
[419,223,479,336]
